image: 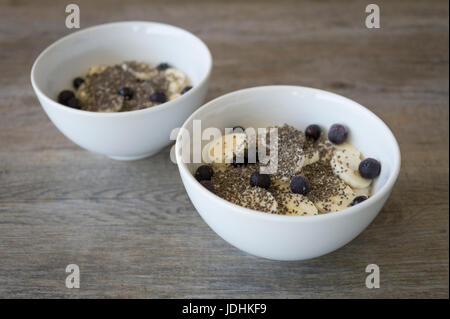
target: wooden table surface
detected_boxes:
[0,0,448,298]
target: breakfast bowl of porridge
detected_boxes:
[31,21,212,160]
[175,86,401,260]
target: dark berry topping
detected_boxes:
[250,172,271,189]
[359,158,381,179]
[328,124,348,144]
[66,97,81,109]
[181,86,193,94]
[119,87,134,100]
[290,175,311,195]
[73,77,85,90]
[150,91,167,103]
[156,63,170,71]
[351,195,368,206]
[57,90,75,105]
[305,124,321,141]
[195,165,214,181]
[232,126,245,134]
[200,180,215,194]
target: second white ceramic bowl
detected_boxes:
[176,86,401,261]
[31,21,212,160]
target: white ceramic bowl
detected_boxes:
[31,21,212,160]
[176,86,401,261]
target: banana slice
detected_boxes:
[237,187,278,214]
[313,183,356,213]
[331,143,372,189]
[353,186,371,197]
[293,149,320,174]
[169,92,181,101]
[269,180,317,216]
[281,194,318,216]
[165,68,189,95]
[87,65,107,76]
[334,142,360,156]
[304,150,320,167]
[294,155,306,173]
[204,133,247,171]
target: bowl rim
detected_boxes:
[30,20,212,118]
[176,85,401,222]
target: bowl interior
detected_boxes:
[32,21,211,101]
[179,86,400,196]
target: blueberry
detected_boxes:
[351,195,368,206]
[232,126,245,133]
[66,97,81,109]
[181,86,193,94]
[157,63,170,71]
[119,87,134,100]
[359,158,381,179]
[195,165,214,181]
[57,90,75,105]
[150,91,167,103]
[250,172,271,189]
[328,124,348,144]
[290,175,311,195]
[305,124,321,141]
[73,77,85,90]
[200,180,215,194]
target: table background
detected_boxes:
[0,0,448,298]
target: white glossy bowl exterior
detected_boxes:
[31,21,212,160]
[176,86,401,261]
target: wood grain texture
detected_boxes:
[0,0,448,298]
